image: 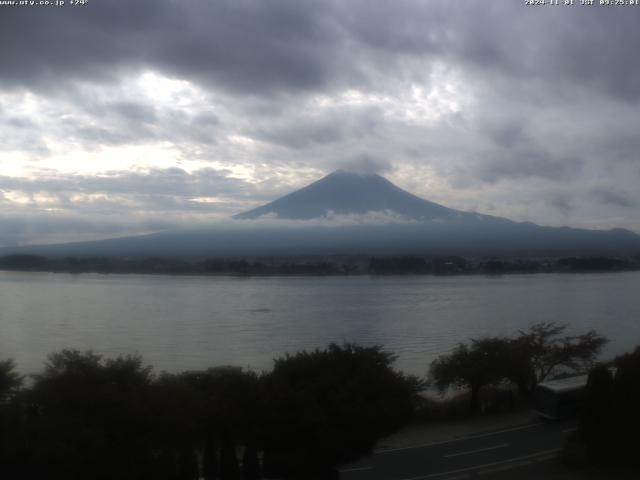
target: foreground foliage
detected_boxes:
[261,344,421,478]
[577,346,640,466]
[0,344,420,480]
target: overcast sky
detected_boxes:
[1,0,639,246]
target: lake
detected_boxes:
[1,270,639,376]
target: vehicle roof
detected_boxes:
[537,374,588,393]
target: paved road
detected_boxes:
[340,420,577,480]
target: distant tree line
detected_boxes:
[0,255,353,276]
[1,254,639,276]
[0,344,420,480]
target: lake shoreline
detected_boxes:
[1,256,638,279]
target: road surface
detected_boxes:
[340,419,576,480]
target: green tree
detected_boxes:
[577,346,640,466]
[0,359,24,478]
[429,338,514,414]
[611,346,640,464]
[202,434,218,480]
[430,324,608,412]
[516,322,607,388]
[262,343,421,479]
[178,366,262,480]
[0,359,22,404]
[25,350,156,480]
[579,363,614,463]
[241,440,260,480]
[148,371,206,480]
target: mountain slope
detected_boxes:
[234,170,470,220]
[5,221,639,259]
[2,171,639,259]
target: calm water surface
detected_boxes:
[1,271,639,376]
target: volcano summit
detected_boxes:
[234,170,468,221]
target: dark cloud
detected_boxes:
[251,116,345,149]
[594,131,640,166]
[1,0,640,244]
[103,101,158,124]
[334,153,391,175]
[0,0,344,95]
[0,168,271,245]
[592,189,637,208]
[477,149,583,184]
[0,91,223,151]
[0,102,50,156]
[2,1,640,103]
[74,125,146,147]
[481,118,529,149]
[432,4,640,103]
[0,167,252,199]
[248,104,381,149]
[546,193,575,215]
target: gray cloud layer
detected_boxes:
[4,1,640,100]
[1,0,639,245]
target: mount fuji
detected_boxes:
[3,171,639,258]
[234,170,470,221]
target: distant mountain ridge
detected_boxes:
[2,170,639,259]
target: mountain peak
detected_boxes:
[322,169,394,187]
[325,169,383,178]
[233,171,462,220]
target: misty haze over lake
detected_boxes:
[2,271,638,376]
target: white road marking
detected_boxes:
[339,466,373,473]
[397,448,560,480]
[444,443,508,458]
[533,453,558,462]
[477,460,531,475]
[376,422,545,454]
[562,427,577,433]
